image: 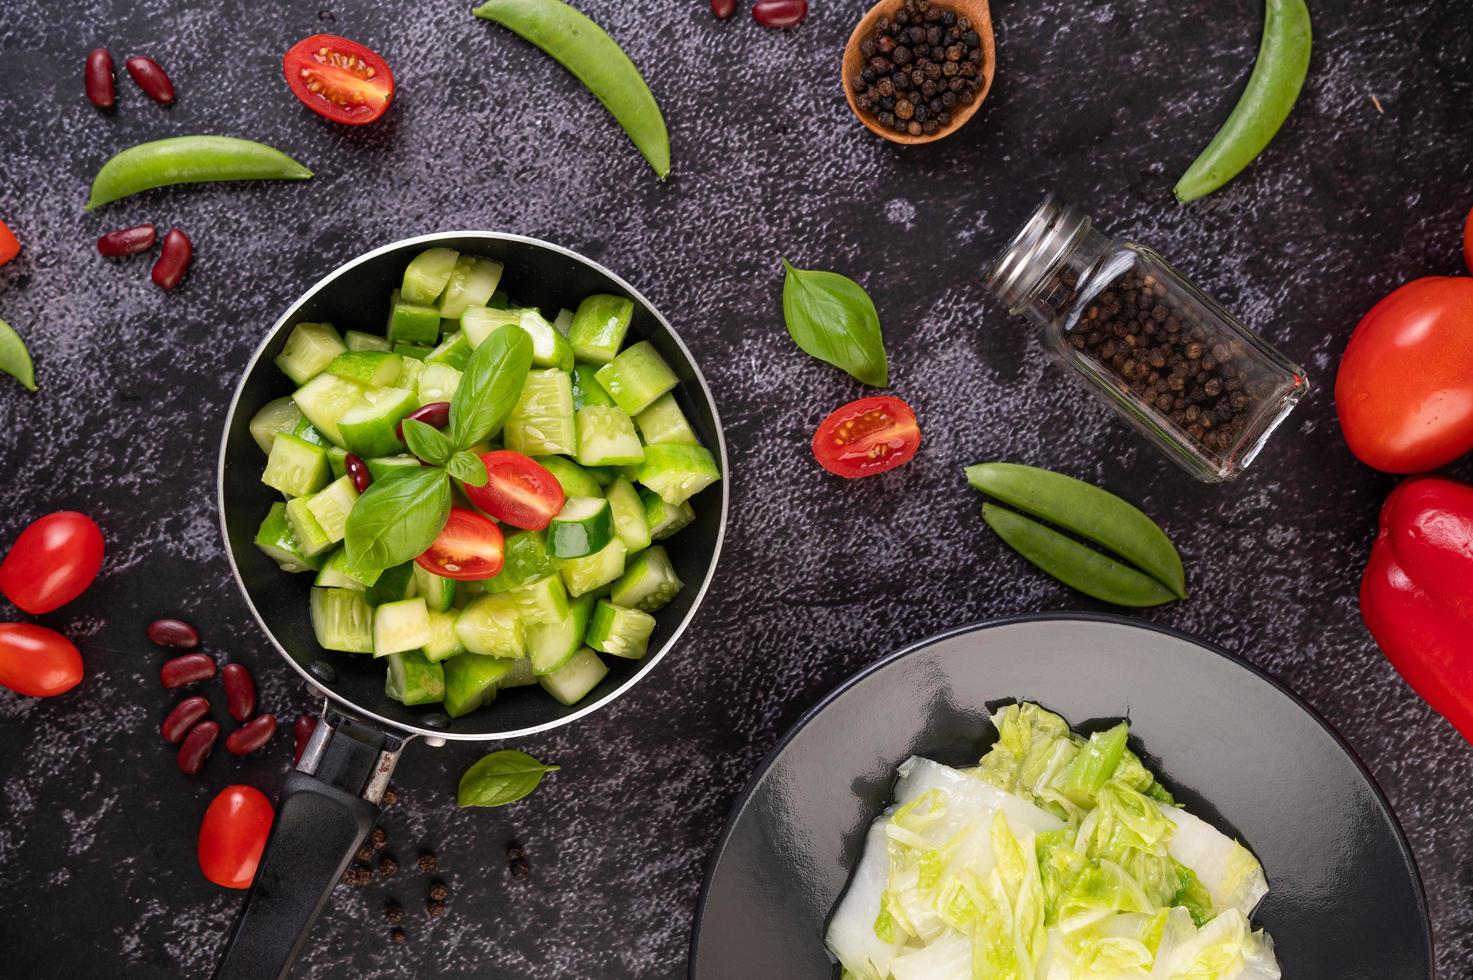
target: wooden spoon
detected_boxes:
[842,0,996,145]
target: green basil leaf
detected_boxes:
[780,258,888,387]
[457,749,560,808]
[450,326,534,450]
[344,466,451,571]
[447,450,489,487]
[402,418,454,467]
[0,318,37,392]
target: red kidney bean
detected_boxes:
[152,228,192,290]
[146,616,198,649]
[752,0,807,26]
[225,713,277,756]
[395,401,450,442]
[344,453,372,494]
[160,696,211,743]
[160,652,216,689]
[293,714,318,764]
[98,224,157,258]
[710,0,737,17]
[125,55,174,105]
[177,720,219,775]
[85,48,115,108]
[221,663,256,722]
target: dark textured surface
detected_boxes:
[0,0,1469,977]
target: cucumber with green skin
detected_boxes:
[575,405,645,467]
[585,600,656,660]
[401,248,458,305]
[262,432,330,498]
[249,396,305,455]
[338,387,416,458]
[290,416,332,448]
[635,392,699,446]
[538,647,608,706]
[416,362,462,406]
[509,573,571,625]
[572,362,615,409]
[425,332,473,371]
[303,475,359,544]
[606,477,651,553]
[595,341,678,415]
[346,330,391,353]
[327,351,403,387]
[568,294,634,364]
[462,307,574,371]
[438,255,503,318]
[443,654,515,716]
[275,322,346,385]
[548,496,615,558]
[640,487,694,541]
[538,455,603,499]
[504,368,576,456]
[374,597,432,656]
[634,443,720,506]
[455,593,528,658]
[387,289,442,346]
[286,496,334,558]
[487,530,561,594]
[364,454,421,482]
[560,538,627,597]
[384,649,445,705]
[422,608,468,662]
[292,372,363,447]
[610,545,682,612]
[315,546,383,589]
[527,593,594,675]
[256,502,326,573]
[413,564,456,612]
[311,586,374,652]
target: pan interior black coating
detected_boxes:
[220,235,724,739]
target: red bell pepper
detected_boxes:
[1361,476,1473,742]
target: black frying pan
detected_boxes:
[214,233,727,979]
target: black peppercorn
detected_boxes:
[385,904,404,924]
[417,851,438,873]
[893,45,912,65]
[370,828,388,850]
[429,882,449,901]
[379,856,398,878]
[390,928,406,945]
[427,899,446,918]
[355,844,373,863]
[382,786,398,806]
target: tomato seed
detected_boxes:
[160,696,211,743]
[152,228,192,290]
[752,0,807,26]
[225,713,277,756]
[710,0,737,18]
[396,401,450,442]
[146,616,198,649]
[293,713,318,764]
[177,720,220,775]
[160,652,216,689]
[221,663,256,721]
[85,48,115,108]
[345,452,372,493]
[124,55,175,105]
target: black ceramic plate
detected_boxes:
[691,615,1433,979]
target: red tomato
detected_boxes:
[462,451,565,530]
[0,220,19,266]
[199,785,274,889]
[283,35,393,125]
[0,623,83,697]
[812,396,921,478]
[0,511,105,614]
[1464,207,1472,275]
[417,507,505,580]
[1335,277,1473,472]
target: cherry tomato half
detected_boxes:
[811,396,921,478]
[0,623,83,697]
[1335,277,1473,472]
[416,507,505,580]
[462,451,565,530]
[0,220,19,266]
[199,785,274,889]
[0,511,104,614]
[283,34,394,125]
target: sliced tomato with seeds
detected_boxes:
[283,34,394,125]
[462,451,565,530]
[417,507,505,581]
[811,395,921,478]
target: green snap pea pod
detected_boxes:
[981,504,1178,608]
[0,318,36,392]
[85,136,313,211]
[1174,0,1311,203]
[965,462,1186,599]
[473,0,670,179]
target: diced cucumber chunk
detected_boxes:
[311,586,375,653]
[338,386,416,458]
[327,351,403,387]
[437,255,504,319]
[292,372,363,447]
[574,405,645,467]
[384,650,445,705]
[397,355,424,394]
[572,363,616,409]
[560,538,627,597]
[455,593,527,658]
[642,487,696,540]
[509,573,571,626]
[552,308,574,335]
[345,330,392,353]
[387,288,442,346]
[402,248,459,305]
[487,530,560,594]
[443,654,515,717]
[394,342,433,361]
[256,502,326,572]
[585,600,657,660]
[366,561,417,606]
[283,501,333,560]
[365,454,421,482]
[538,455,603,499]
[413,565,456,613]
[606,477,652,553]
[424,332,472,371]
[275,322,347,385]
[635,392,700,446]
[568,294,634,365]
[505,369,576,456]
[462,307,574,371]
[610,545,683,612]
[548,496,615,559]
[501,657,538,687]
[538,648,608,706]
[422,608,468,662]
[527,593,594,675]
[303,475,359,544]
[249,396,305,455]
[262,432,331,498]
[595,341,678,415]
[374,597,432,656]
[416,362,462,406]
[315,547,383,589]
[634,443,721,506]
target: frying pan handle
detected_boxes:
[212,710,406,980]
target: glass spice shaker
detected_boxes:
[986,197,1308,483]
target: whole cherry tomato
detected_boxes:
[0,512,104,613]
[1334,277,1473,472]
[811,396,922,478]
[0,623,83,697]
[199,785,274,889]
